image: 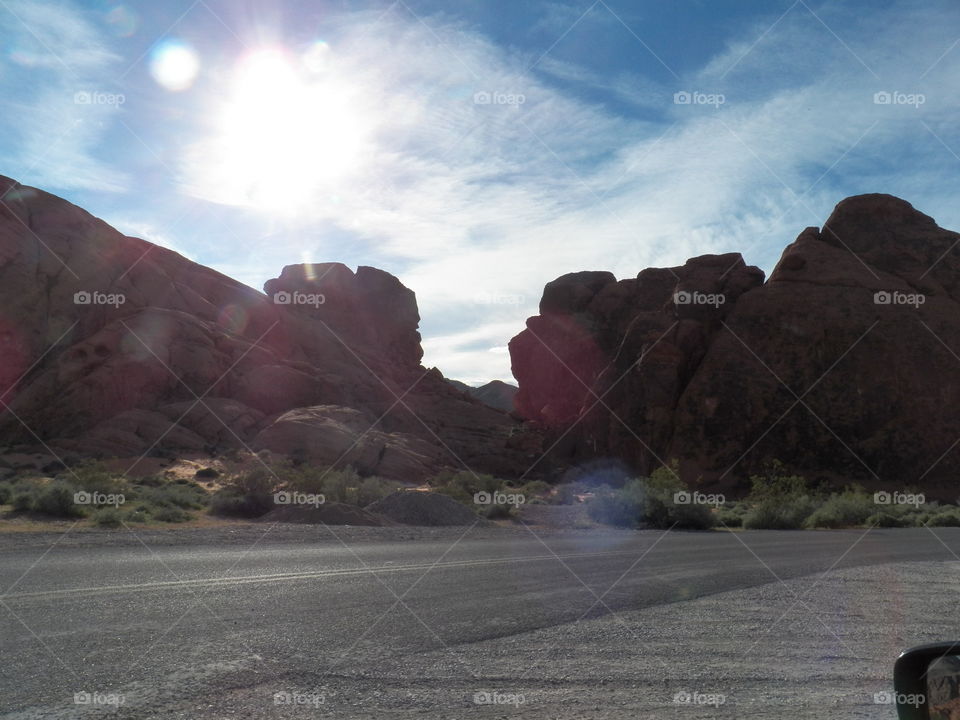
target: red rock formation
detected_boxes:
[0,176,526,480]
[510,195,960,498]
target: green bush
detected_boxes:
[747,460,813,502]
[743,496,818,529]
[35,482,84,518]
[804,491,875,528]
[70,461,128,496]
[518,480,550,498]
[354,477,401,507]
[0,481,12,505]
[93,507,123,527]
[152,506,190,523]
[585,473,714,530]
[715,502,747,528]
[927,508,960,527]
[866,510,912,528]
[12,490,35,512]
[209,469,274,518]
[484,503,515,520]
[319,467,360,504]
[430,470,503,497]
[125,510,150,523]
[136,484,205,510]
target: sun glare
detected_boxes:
[203,47,367,214]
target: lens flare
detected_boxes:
[149,39,199,91]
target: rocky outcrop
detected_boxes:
[510,194,960,498]
[0,175,529,481]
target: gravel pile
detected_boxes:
[366,490,481,526]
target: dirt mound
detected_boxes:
[365,490,480,526]
[259,502,392,526]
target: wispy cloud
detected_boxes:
[173,0,960,382]
[0,0,127,192]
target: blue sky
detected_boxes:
[1,0,959,383]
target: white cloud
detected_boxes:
[177,0,960,383]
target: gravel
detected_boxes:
[365,491,483,526]
[204,560,960,719]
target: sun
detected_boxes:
[199,47,368,214]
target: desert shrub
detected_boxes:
[430,470,503,498]
[586,473,714,530]
[518,480,550,498]
[209,468,275,518]
[743,496,818,529]
[319,467,361,504]
[0,482,12,505]
[152,506,190,523]
[12,490,35,512]
[93,507,123,527]
[739,461,819,529]
[747,460,813,503]
[803,490,875,528]
[125,510,150,523]
[549,483,580,505]
[484,503,515,520]
[354,477,402,507]
[927,508,960,527]
[70,461,127,496]
[137,474,165,487]
[136,484,205,510]
[866,510,913,528]
[35,482,84,518]
[715,502,747,528]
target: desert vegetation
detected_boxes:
[579,460,958,531]
[2,454,957,531]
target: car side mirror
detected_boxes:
[894,642,960,719]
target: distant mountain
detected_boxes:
[447,380,518,413]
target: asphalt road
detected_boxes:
[1,526,958,718]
